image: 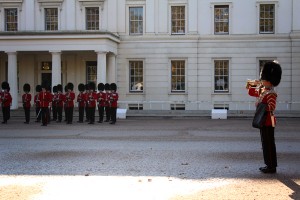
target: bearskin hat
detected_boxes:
[35,85,42,92]
[104,83,110,91]
[260,61,282,87]
[64,85,68,92]
[110,83,117,91]
[78,83,85,92]
[46,85,52,92]
[85,84,90,91]
[23,83,31,92]
[89,82,96,91]
[98,83,105,91]
[1,81,9,90]
[57,84,63,92]
[67,82,74,91]
[41,80,49,89]
[53,86,58,93]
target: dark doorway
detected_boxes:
[42,73,52,88]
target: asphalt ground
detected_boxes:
[0,117,300,200]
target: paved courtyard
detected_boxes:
[0,117,300,200]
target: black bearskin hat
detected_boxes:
[46,85,51,92]
[67,82,74,91]
[260,61,282,87]
[85,84,90,91]
[23,83,31,92]
[104,83,110,91]
[57,84,63,92]
[41,81,49,89]
[64,85,68,92]
[89,82,96,91]
[110,83,117,91]
[98,83,105,91]
[78,83,85,92]
[53,86,58,93]
[35,85,42,92]
[1,81,9,90]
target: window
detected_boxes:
[171,104,185,110]
[214,60,229,92]
[86,7,99,30]
[45,8,58,31]
[259,4,275,34]
[128,104,143,110]
[171,6,185,34]
[129,7,143,35]
[129,61,143,92]
[86,61,97,85]
[214,5,229,34]
[171,60,185,92]
[5,8,18,31]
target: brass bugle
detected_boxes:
[246,79,260,89]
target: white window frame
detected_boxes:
[4,8,18,31]
[212,59,231,93]
[170,59,187,93]
[169,4,187,35]
[85,7,100,30]
[256,1,278,34]
[126,3,145,36]
[129,6,144,35]
[0,1,22,32]
[210,2,232,35]
[129,60,144,93]
[127,58,145,94]
[44,7,59,31]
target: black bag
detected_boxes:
[252,103,267,129]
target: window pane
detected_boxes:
[214,5,229,34]
[5,8,18,31]
[45,8,58,31]
[171,61,185,92]
[129,61,143,92]
[86,62,97,84]
[129,7,143,35]
[171,6,185,34]
[259,4,275,34]
[214,60,229,92]
[86,7,99,30]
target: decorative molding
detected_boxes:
[0,0,23,11]
[37,0,64,10]
[78,0,105,11]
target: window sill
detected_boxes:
[168,92,187,95]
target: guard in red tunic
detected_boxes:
[84,84,90,122]
[104,83,111,122]
[39,82,52,126]
[52,86,58,121]
[1,81,12,124]
[247,61,282,174]
[56,84,65,123]
[109,83,119,125]
[87,82,97,124]
[65,82,75,124]
[77,83,86,123]
[34,85,42,122]
[97,83,105,123]
[22,83,32,124]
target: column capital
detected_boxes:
[49,51,62,54]
[95,51,108,55]
[5,51,17,55]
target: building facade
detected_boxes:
[0,0,299,112]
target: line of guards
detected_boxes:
[0,81,118,126]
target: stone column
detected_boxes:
[96,51,107,85]
[6,52,18,109]
[107,54,116,83]
[51,51,62,87]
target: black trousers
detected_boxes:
[57,106,63,122]
[88,107,95,123]
[2,106,10,122]
[98,106,104,122]
[85,106,90,121]
[260,126,277,168]
[78,106,84,122]
[24,107,30,123]
[41,107,49,125]
[52,105,57,121]
[110,107,117,123]
[65,107,73,123]
[105,106,111,121]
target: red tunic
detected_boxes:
[65,91,75,108]
[34,94,40,107]
[52,93,58,107]
[86,91,97,108]
[77,92,86,107]
[248,87,277,127]
[97,91,106,107]
[57,93,66,107]
[39,91,52,108]
[1,91,12,107]
[22,93,32,108]
[110,92,119,108]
